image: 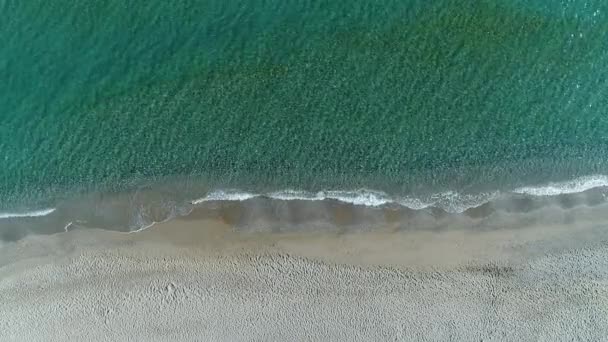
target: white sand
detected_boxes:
[2,216,608,341]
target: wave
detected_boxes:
[2,175,608,239]
[512,175,608,196]
[190,175,608,213]
[191,189,496,213]
[270,189,498,213]
[268,189,393,207]
[0,208,56,220]
[192,190,258,204]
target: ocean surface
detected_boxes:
[1,0,608,239]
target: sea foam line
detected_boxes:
[190,175,608,214]
[512,175,608,196]
[0,208,56,220]
[191,189,496,213]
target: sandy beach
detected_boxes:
[2,205,608,342]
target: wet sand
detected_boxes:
[2,209,608,341]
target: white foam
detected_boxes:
[187,174,608,214]
[430,191,499,213]
[322,190,392,207]
[512,175,608,196]
[270,189,392,207]
[267,190,319,201]
[395,191,498,213]
[191,190,258,204]
[0,208,56,220]
[190,188,493,213]
[395,197,432,210]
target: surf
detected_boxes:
[0,208,56,220]
[190,175,608,214]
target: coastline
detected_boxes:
[2,173,608,243]
[5,198,608,268]
[2,207,608,340]
[3,1,608,339]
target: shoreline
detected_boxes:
[2,173,608,243]
[5,199,608,269]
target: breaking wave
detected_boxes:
[191,175,608,214]
[0,208,57,220]
[192,189,496,213]
[512,175,608,196]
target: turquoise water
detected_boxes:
[2,0,608,214]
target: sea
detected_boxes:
[1,0,608,241]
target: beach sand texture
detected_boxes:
[2,213,608,342]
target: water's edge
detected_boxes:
[1,174,607,243]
